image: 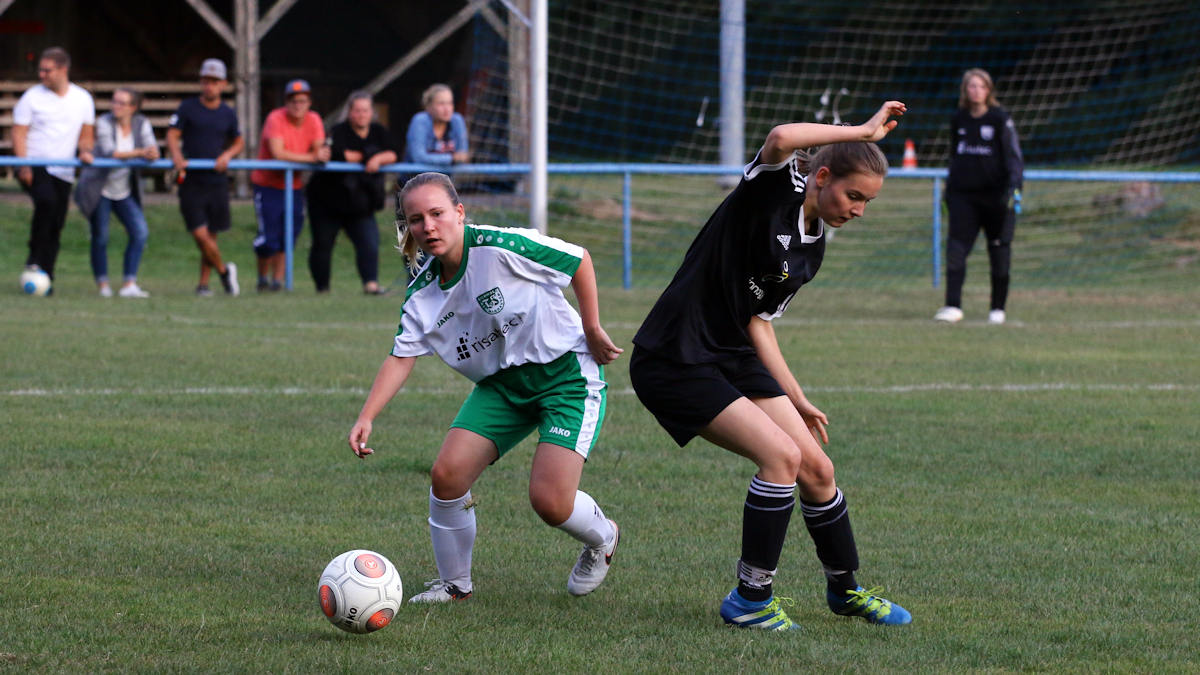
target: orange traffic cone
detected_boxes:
[902,139,918,168]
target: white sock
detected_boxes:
[555,490,614,547]
[428,488,476,592]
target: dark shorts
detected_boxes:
[629,345,785,447]
[252,185,305,257]
[179,179,232,233]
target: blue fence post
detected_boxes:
[284,169,294,291]
[622,171,633,290]
[932,176,942,289]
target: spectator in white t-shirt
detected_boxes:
[12,47,96,286]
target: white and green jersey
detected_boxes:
[391,224,589,382]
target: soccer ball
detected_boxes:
[317,549,403,634]
[20,268,51,296]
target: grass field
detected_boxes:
[1,190,1198,673]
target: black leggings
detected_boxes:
[944,188,1015,310]
[307,206,380,291]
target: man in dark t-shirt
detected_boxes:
[166,58,244,296]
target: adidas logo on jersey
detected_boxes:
[776,234,792,250]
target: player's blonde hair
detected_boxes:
[394,172,462,273]
[959,68,999,109]
[797,141,889,180]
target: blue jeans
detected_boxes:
[89,196,149,283]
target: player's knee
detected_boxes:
[759,444,803,483]
[797,455,836,492]
[429,460,471,500]
[528,487,572,525]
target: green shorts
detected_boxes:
[451,351,607,459]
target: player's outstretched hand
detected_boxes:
[584,325,624,365]
[348,420,374,459]
[861,101,907,142]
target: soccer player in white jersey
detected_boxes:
[630,101,912,630]
[348,172,623,603]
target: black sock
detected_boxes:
[737,476,795,602]
[801,488,860,594]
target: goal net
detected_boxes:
[462,0,1200,290]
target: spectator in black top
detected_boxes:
[306,91,399,294]
[934,68,1024,325]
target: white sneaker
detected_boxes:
[933,306,964,323]
[567,519,620,596]
[98,285,113,298]
[408,578,472,604]
[988,309,1006,324]
[118,283,150,298]
[222,262,240,296]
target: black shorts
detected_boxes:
[629,345,785,447]
[179,179,232,233]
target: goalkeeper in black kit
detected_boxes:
[935,68,1024,325]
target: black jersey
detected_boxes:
[634,151,826,364]
[946,106,1024,193]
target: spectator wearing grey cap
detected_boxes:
[166,58,244,296]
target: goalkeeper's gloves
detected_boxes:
[1009,188,1022,215]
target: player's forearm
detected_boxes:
[747,317,806,402]
[760,123,866,164]
[357,355,415,422]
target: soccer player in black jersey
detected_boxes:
[935,68,1025,325]
[630,101,912,630]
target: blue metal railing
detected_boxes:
[3,157,1198,290]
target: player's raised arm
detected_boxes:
[758,101,906,165]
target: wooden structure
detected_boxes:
[0,0,535,204]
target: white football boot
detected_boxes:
[408,578,472,603]
[567,520,620,596]
[988,309,1006,324]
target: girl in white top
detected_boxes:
[348,172,623,603]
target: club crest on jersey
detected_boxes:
[776,234,792,251]
[980,124,994,141]
[476,287,505,314]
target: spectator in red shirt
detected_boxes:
[249,79,330,292]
